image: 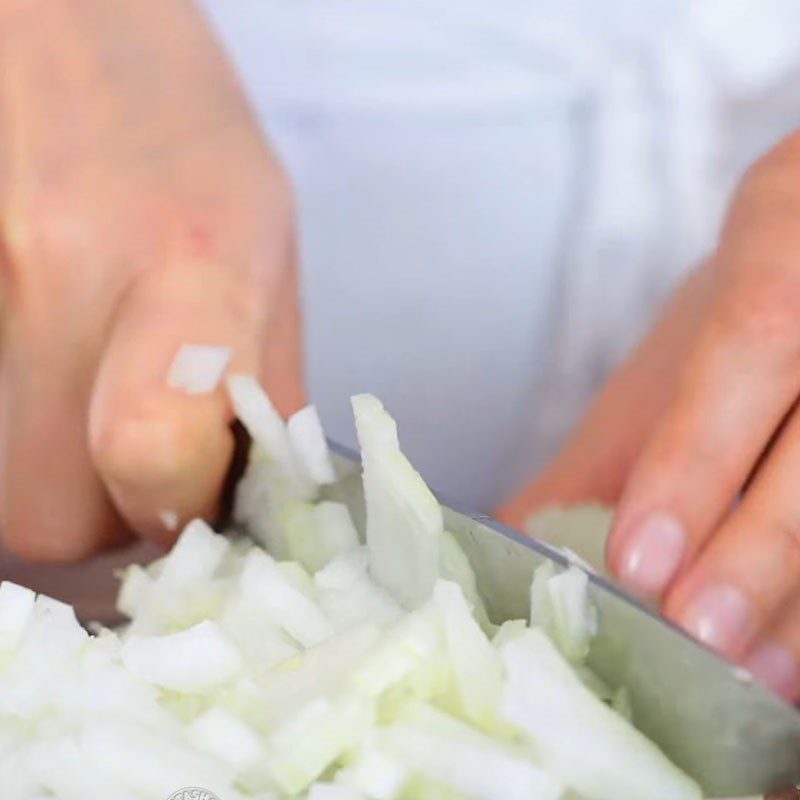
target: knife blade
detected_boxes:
[325,443,800,797]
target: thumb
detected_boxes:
[89,258,303,544]
[495,267,712,531]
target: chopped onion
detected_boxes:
[501,629,700,800]
[352,393,443,609]
[287,405,337,485]
[0,582,35,654]
[121,621,242,692]
[378,700,562,800]
[159,509,180,531]
[239,549,333,647]
[167,343,231,395]
[0,378,705,800]
[282,501,359,574]
[187,706,263,768]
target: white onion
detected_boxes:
[0,382,705,800]
[287,405,336,485]
[159,509,180,531]
[167,344,231,395]
[121,621,242,692]
[0,582,35,653]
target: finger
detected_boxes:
[0,306,125,562]
[741,592,800,702]
[608,139,800,599]
[663,400,800,659]
[495,266,712,530]
[88,257,285,544]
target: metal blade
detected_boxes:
[327,444,800,797]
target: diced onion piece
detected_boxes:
[546,566,598,665]
[352,394,442,609]
[228,374,316,555]
[500,629,701,800]
[315,547,371,591]
[256,622,381,729]
[116,565,153,618]
[379,701,562,800]
[492,619,527,650]
[0,595,89,719]
[439,531,490,629]
[314,548,402,632]
[24,736,131,798]
[121,621,242,692]
[188,706,263,767]
[167,343,231,395]
[530,563,597,665]
[216,593,299,670]
[336,748,407,800]
[0,582,35,653]
[29,595,89,658]
[79,721,238,796]
[529,561,556,630]
[288,405,336,485]
[157,519,229,590]
[227,375,310,494]
[278,560,315,594]
[240,550,333,647]
[434,580,503,726]
[352,605,442,698]
[234,455,290,557]
[282,501,359,574]
[266,693,374,795]
[158,509,180,532]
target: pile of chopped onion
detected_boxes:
[0,376,704,800]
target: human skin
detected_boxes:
[499,131,800,700]
[0,0,304,560]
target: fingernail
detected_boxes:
[617,512,685,596]
[743,643,800,701]
[681,584,754,655]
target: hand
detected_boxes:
[0,0,304,560]
[498,131,800,700]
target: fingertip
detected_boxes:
[91,411,207,486]
[90,403,234,541]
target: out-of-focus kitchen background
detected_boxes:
[4,0,800,618]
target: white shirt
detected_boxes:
[202,0,800,510]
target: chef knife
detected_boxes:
[325,443,800,798]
